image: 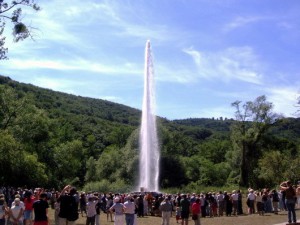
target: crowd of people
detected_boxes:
[0,181,299,225]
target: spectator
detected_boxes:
[191,198,201,225]
[23,191,35,225]
[180,194,190,225]
[0,197,8,225]
[86,195,98,225]
[57,185,79,225]
[32,193,49,225]
[8,198,24,225]
[280,181,297,224]
[159,196,172,225]
[110,197,124,225]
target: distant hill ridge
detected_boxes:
[0,75,142,126]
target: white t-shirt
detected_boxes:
[124,201,135,214]
[86,201,97,217]
[10,205,23,222]
[248,193,256,201]
[231,193,239,201]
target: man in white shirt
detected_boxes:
[124,196,136,225]
[231,190,239,215]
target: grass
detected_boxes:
[48,208,300,225]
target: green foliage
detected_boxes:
[0,76,300,190]
[230,95,279,187]
[85,157,97,183]
[258,151,288,185]
[83,179,132,193]
[95,145,124,183]
[53,140,84,185]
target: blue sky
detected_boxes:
[1,0,300,120]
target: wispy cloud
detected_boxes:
[223,16,265,32]
[183,46,263,84]
[155,64,198,84]
[25,76,87,95]
[265,85,300,117]
[4,58,142,76]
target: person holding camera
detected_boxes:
[57,185,79,225]
[280,181,297,224]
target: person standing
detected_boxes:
[86,195,98,225]
[296,183,300,209]
[216,191,224,216]
[271,189,279,214]
[95,193,101,225]
[191,198,201,225]
[24,191,35,225]
[110,197,124,225]
[0,197,8,225]
[237,190,243,215]
[180,194,190,225]
[136,195,144,218]
[32,193,49,225]
[159,196,172,225]
[231,190,238,216]
[247,189,255,214]
[280,181,297,224]
[8,198,24,225]
[124,196,136,225]
[58,185,79,225]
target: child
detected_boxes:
[175,204,181,223]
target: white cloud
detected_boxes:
[223,16,265,32]
[4,58,142,75]
[265,85,299,117]
[28,76,85,94]
[183,46,263,84]
[155,64,197,84]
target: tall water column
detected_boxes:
[139,40,159,191]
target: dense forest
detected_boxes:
[0,75,300,192]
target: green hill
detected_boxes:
[0,75,299,191]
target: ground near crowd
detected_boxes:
[48,208,300,225]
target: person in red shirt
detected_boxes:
[24,191,36,225]
[191,198,201,225]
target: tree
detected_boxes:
[258,151,289,186]
[85,156,97,182]
[230,95,279,187]
[0,85,27,129]
[0,0,40,59]
[53,140,84,185]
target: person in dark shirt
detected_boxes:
[58,185,79,225]
[32,193,49,225]
[280,181,297,224]
[180,194,190,225]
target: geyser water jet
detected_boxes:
[139,40,159,191]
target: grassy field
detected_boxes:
[48,208,300,225]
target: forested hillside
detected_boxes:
[1,75,300,192]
